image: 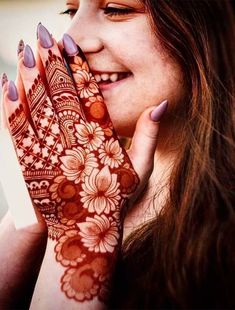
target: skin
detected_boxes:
[1,18,163,310]
[64,0,185,137]
[63,0,186,236]
[0,1,186,308]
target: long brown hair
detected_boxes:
[110,0,235,308]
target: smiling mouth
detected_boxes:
[93,72,132,85]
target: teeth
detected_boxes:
[93,72,130,83]
[110,73,118,82]
[94,74,101,83]
[101,73,109,81]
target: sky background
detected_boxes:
[0,0,70,219]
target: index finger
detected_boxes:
[62,34,112,132]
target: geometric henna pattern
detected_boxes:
[7,45,139,303]
[45,49,85,148]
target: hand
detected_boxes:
[2,23,167,306]
[3,24,139,305]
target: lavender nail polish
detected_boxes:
[23,45,36,68]
[8,81,18,101]
[17,39,25,55]
[1,73,8,87]
[37,23,53,48]
[63,34,78,56]
[36,22,42,39]
[150,100,168,122]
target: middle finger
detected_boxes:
[37,24,85,132]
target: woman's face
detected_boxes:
[64,0,185,136]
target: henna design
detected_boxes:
[44,49,86,148]
[9,45,139,303]
[26,74,63,169]
[27,75,47,112]
[8,104,47,172]
[45,50,77,98]
[54,94,83,147]
[66,50,112,128]
[8,104,28,138]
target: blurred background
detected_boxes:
[0,0,70,219]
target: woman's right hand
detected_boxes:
[1,23,166,308]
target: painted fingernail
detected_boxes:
[36,22,41,39]
[23,44,36,68]
[37,23,53,48]
[150,100,168,122]
[8,81,18,101]
[63,34,78,56]
[17,39,25,55]
[1,73,8,87]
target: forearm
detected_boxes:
[30,236,117,310]
[0,212,47,309]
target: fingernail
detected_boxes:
[36,22,42,39]
[23,44,36,68]
[8,81,18,101]
[1,73,8,87]
[63,34,78,56]
[17,39,25,55]
[37,23,53,48]
[150,100,168,122]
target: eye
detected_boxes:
[103,5,134,18]
[60,8,77,19]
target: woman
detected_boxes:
[1,0,235,308]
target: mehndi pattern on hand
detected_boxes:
[3,25,139,303]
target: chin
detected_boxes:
[106,102,137,137]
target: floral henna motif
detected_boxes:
[64,48,112,128]
[78,215,119,253]
[60,147,98,182]
[9,46,139,303]
[98,138,124,168]
[80,166,121,215]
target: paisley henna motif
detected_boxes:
[8,45,139,303]
[46,50,77,98]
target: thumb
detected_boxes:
[127,100,168,198]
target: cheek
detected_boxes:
[105,82,157,137]
[106,65,185,138]
[103,22,151,69]
[102,23,185,136]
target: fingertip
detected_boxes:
[1,73,8,89]
[17,39,25,57]
[150,99,168,122]
[3,81,21,120]
[63,33,78,56]
[23,44,36,69]
[8,81,18,102]
[37,23,53,49]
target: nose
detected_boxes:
[65,15,103,54]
